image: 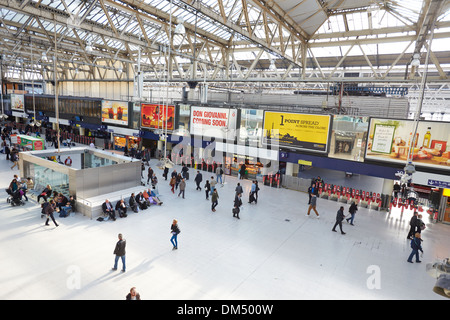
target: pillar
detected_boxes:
[285,162,294,176]
[382,179,394,195]
[382,179,394,209]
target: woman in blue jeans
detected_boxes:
[346,202,358,226]
[170,219,180,250]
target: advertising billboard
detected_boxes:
[11,94,24,111]
[101,100,128,126]
[189,106,237,139]
[262,111,331,153]
[365,118,450,170]
[141,104,175,131]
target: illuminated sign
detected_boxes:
[262,111,331,153]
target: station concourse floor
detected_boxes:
[0,149,449,300]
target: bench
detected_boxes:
[76,185,156,219]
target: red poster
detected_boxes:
[141,104,175,130]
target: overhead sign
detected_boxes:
[189,106,237,139]
[101,100,128,126]
[428,180,450,188]
[262,111,331,153]
[141,104,175,131]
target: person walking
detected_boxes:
[407,212,419,240]
[307,183,317,205]
[170,219,180,250]
[211,189,219,212]
[417,214,426,234]
[306,194,320,218]
[235,183,243,196]
[169,175,176,194]
[204,180,211,200]
[44,199,59,227]
[249,180,257,204]
[332,206,346,235]
[210,176,217,196]
[112,233,126,272]
[233,193,242,219]
[194,170,203,191]
[407,232,423,263]
[163,166,169,181]
[346,201,358,225]
[10,150,19,170]
[178,178,186,199]
[147,166,154,185]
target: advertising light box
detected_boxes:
[365,118,450,170]
[101,100,128,126]
[141,104,175,131]
[262,111,331,153]
[11,94,24,111]
[189,106,237,139]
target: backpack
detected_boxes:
[220,169,224,175]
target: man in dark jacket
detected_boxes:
[332,206,346,234]
[194,171,203,191]
[112,233,126,272]
[407,212,419,240]
[233,193,242,219]
[102,199,116,221]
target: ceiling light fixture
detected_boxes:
[86,40,93,53]
[175,19,186,35]
[411,53,421,67]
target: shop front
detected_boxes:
[13,134,45,150]
[443,189,450,224]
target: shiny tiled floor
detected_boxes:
[0,147,449,300]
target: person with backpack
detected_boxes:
[407,232,423,263]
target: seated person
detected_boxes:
[115,199,127,218]
[135,192,147,210]
[7,178,18,196]
[37,185,52,203]
[101,199,116,221]
[148,188,163,206]
[129,193,138,213]
[142,190,153,206]
[56,193,68,210]
[26,177,34,191]
[59,196,75,217]
[20,182,28,201]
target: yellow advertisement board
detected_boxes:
[263,112,331,152]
